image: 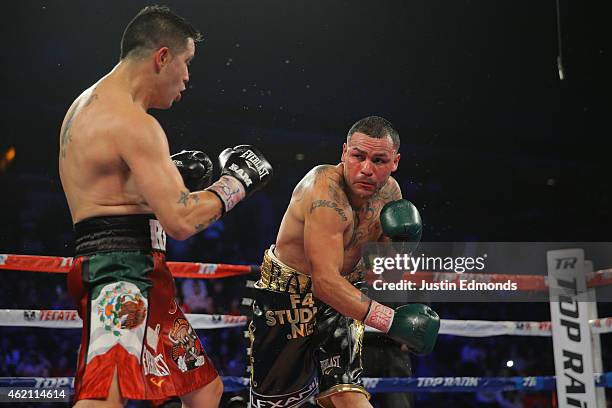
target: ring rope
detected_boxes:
[1,253,610,397]
[2,253,612,289]
[1,373,611,393]
[0,254,254,279]
[2,309,611,336]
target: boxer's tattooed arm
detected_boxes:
[311,165,350,206]
[292,182,306,202]
[195,214,220,232]
[210,214,220,223]
[304,166,352,223]
[310,200,348,222]
[177,191,190,207]
[179,191,203,207]
[328,183,350,207]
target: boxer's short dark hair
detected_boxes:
[347,116,400,151]
[120,5,202,60]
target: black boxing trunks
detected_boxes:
[249,246,369,408]
[67,214,218,402]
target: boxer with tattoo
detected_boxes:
[59,6,271,407]
[248,116,438,408]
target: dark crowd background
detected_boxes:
[1,1,610,407]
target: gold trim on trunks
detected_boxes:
[315,383,371,408]
[256,247,312,294]
[256,246,364,294]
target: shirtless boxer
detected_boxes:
[58,6,271,407]
[248,116,439,408]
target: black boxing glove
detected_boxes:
[206,145,273,212]
[171,150,214,191]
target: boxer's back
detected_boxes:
[59,75,152,223]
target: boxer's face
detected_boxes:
[341,132,400,198]
[154,38,195,109]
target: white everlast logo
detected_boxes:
[240,150,270,179]
[320,355,341,373]
[229,163,252,186]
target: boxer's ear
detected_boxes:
[154,47,170,71]
[391,153,400,172]
[341,142,348,163]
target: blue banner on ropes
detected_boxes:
[1,373,611,394]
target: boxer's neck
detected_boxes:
[346,190,373,211]
[110,60,157,110]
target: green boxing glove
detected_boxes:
[380,199,423,242]
[364,301,440,355]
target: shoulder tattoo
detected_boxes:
[310,199,348,222]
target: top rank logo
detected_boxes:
[554,257,578,270]
[59,257,74,268]
[197,263,218,275]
